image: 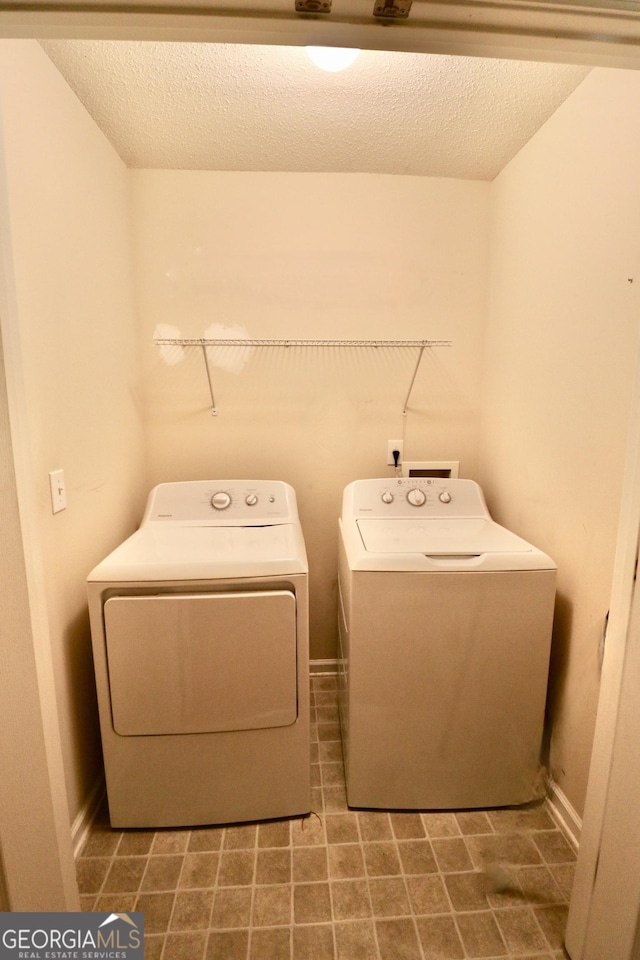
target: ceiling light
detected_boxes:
[306,47,360,72]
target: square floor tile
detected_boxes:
[180,852,219,888]
[398,839,438,875]
[533,904,570,949]
[206,929,249,960]
[292,924,335,960]
[369,877,411,917]
[416,915,465,958]
[390,813,426,839]
[494,906,549,953]
[445,871,491,912]
[135,892,175,934]
[406,874,450,915]
[211,888,252,929]
[171,889,214,931]
[257,819,291,848]
[249,927,291,960]
[358,812,393,841]
[256,848,292,885]
[163,931,207,960]
[252,885,291,927]
[363,842,401,877]
[329,844,366,879]
[141,855,183,892]
[431,838,474,873]
[102,857,146,894]
[456,911,508,957]
[293,846,328,882]
[117,832,154,857]
[294,882,333,923]
[376,918,422,959]
[331,879,372,920]
[334,920,377,960]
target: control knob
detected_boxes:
[407,488,426,507]
[246,494,258,506]
[381,492,394,504]
[211,491,232,510]
[439,490,452,503]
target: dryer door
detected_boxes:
[104,591,297,736]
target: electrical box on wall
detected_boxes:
[401,461,460,479]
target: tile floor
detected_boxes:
[77,675,574,959]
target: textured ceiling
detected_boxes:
[40,40,590,180]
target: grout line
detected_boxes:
[355,809,381,960]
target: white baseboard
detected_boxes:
[71,775,105,858]
[310,659,338,675]
[546,777,582,851]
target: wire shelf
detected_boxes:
[154,338,451,348]
[153,337,452,416]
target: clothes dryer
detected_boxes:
[338,477,556,810]
[87,480,310,828]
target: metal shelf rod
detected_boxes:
[155,338,451,348]
[200,343,217,417]
[402,343,426,416]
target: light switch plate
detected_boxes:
[49,469,66,514]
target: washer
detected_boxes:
[87,479,310,828]
[338,477,556,810]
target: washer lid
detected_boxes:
[88,522,308,581]
[356,517,534,556]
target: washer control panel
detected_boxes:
[346,477,489,519]
[144,480,299,525]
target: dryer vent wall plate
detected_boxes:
[401,461,459,479]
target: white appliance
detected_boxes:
[338,476,556,810]
[87,479,310,828]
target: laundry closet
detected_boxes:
[0,36,639,942]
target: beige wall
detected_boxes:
[0,263,78,907]
[132,170,490,660]
[479,68,640,817]
[0,40,147,825]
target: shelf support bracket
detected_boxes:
[201,344,217,416]
[402,344,426,415]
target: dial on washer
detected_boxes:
[211,491,232,510]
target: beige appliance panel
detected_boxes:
[104,591,297,736]
[339,550,556,809]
